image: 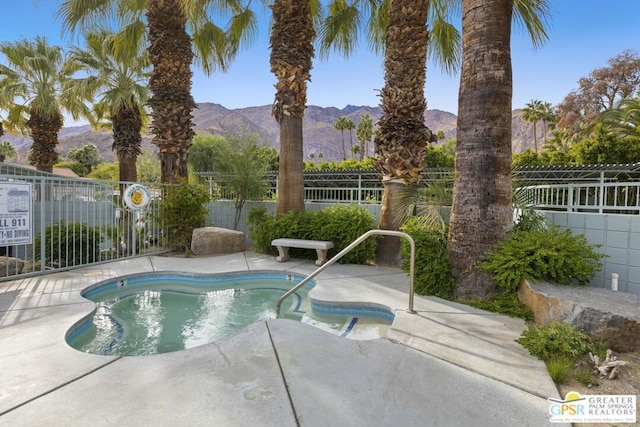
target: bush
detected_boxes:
[517,321,596,362]
[468,291,534,320]
[35,220,104,267]
[400,217,454,298]
[247,205,376,264]
[156,182,210,251]
[480,225,605,292]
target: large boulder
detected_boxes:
[191,227,246,256]
[519,279,640,353]
[0,257,25,277]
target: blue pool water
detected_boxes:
[67,272,394,356]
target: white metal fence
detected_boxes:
[516,182,640,214]
[0,166,168,281]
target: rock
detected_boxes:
[519,279,640,353]
[190,227,246,256]
[21,261,42,273]
[0,257,25,277]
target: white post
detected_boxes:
[611,273,619,291]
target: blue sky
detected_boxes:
[1,1,639,125]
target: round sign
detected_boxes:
[123,184,151,211]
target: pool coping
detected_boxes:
[0,252,566,426]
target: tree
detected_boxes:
[0,140,16,162]
[448,0,550,299]
[87,161,119,180]
[207,132,272,229]
[68,144,102,174]
[521,99,543,152]
[344,117,356,158]
[65,29,150,183]
[318,0,461,266]
[356,114,374,160]
[373,0,432,265]
[598,96,640,141]
[188,133,229,174]
[137,148,161,183]
[556,50,640,138]
[270,0,316,214]
[570,123,640,165]
[334,116,350,160]
[0,37,76,172]
[58,0,257,184]
[539,101,556,143]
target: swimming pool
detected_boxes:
[66,272,394,356]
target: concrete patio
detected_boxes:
[0,252,566,426]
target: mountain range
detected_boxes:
[4,103,538,164]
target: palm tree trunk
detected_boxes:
[448,0,514,300]
[26,112,62,173]
[112,105,143,183]
[270,0,315,214]
[147,0,195,184]
[374,0,431,266]
[277,115,305,213]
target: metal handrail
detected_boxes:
[275,229,416,317]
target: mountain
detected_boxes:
[5,103,536,164]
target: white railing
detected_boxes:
[516,182,640,213]
[213,185,383,204]
[0,168,170,281]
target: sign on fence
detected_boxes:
[0,182,33,245]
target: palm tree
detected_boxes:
[68,144,102,174]
[270,0,317,214]
[372,0,432,265]
[334,116,350,160]
[0,37,76,172]
[448,0,550,299]
[0,140,16,162]
[65,30,150,183]
[356,114,374,160]
[522,99,543,152]
[540,101,555,143]
[344,117,356,158]
[318,0,460,265]
[599,97,640,141]
[58,0,257,183]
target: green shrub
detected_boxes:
[156,182,210,251]
[468,291,534,320]
[247,205,376,264]
[313,205,376,264]
[35,220,104,267]
[480,226,605,292]
[511,208,547,233]
[517,321,595,361]
[400,217,454,298]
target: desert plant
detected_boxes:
[400,217,454,298]
[156,181,210,251]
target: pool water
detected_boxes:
[67,273,394,356]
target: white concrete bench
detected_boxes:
[271,238,334,266]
